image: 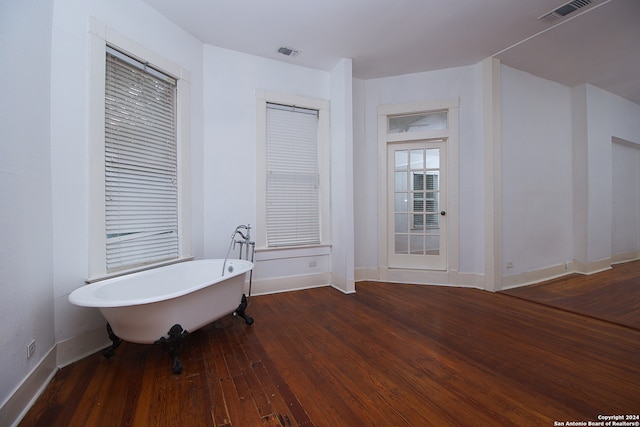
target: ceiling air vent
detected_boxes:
[538,0,592,24]
[277,46,300,57]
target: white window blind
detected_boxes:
[104,48,178,271]
[266,103,320,247]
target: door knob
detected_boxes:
[440,211,446,216]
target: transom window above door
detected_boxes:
[388,111,447,134]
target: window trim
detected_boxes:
[88,19,191,281]
[255,89,330,251]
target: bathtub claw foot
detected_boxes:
[234,294,254,325]
[154,324,189,374]
[103,323,122,358]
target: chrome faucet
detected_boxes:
[222,224,254,276]
[233,224,250,243]
[222,224,256,310]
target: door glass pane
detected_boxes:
[395,150,408,169]
[395,234,408,254]
[410,235,424,254]
[394,172,407,191]
[425,172,439,191]
[413,191,425,212]
[395,193,408,212]
[425,192,438,213]
[412,213,424,230]
[395,213,408,233]
[425,149,440,169]
[427,192,439,212]
[410,150,424,170]
[388,112,447,134]
[426,236,440,255]
[393,145,442,257]
[426,213,439,229]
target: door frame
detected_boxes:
[387,140,448,270]
[377,99,459,283]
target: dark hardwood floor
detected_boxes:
[20,271,640,426]
[501,260,640,330]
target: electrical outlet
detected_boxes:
[27,340,36,359]
[506,261,514,269]
[308,260,317,267]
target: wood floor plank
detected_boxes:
[202,343,232,426]
[232,353,273,419]
[130,344,159,426]
[249,356,310,427]
[19,266,640,427]
[67,353,124,426]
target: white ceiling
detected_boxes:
[144,0,640,104]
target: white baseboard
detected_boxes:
[354,267,379,282]
[501,258,620,290]
[452,270,485,289]
[612,251,640,265]
[355,267,484,289]
[1,348,57,427]
[330,284,356,294]
[330,272,356,294]
[57,326,111,368]
[502,262,574,290]
[250,272,331,296]
[572,258,612,275]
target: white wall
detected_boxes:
[201,46,330,292]
[501,66,574,283]
[572,86,589,271]
[353,78,368,271]
[201,44,330,259]
[330,59,355,293]
[500,70,640,286]
[575,84,640,269]
[354,65,485,281]
[0,0,56,412]
[201,45,355,294]
[612,140,640,260]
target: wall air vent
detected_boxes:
[538,0,592,24]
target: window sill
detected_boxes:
[86,256,194,284]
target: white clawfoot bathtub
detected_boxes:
[69,259,253,372]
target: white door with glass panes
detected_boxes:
[388,140,447,270]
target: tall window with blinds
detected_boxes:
[104,48,178,271]
[266,103,320,247]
